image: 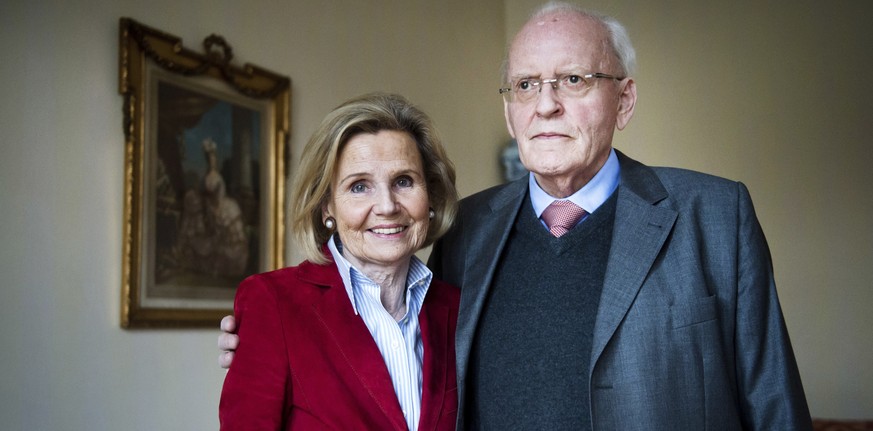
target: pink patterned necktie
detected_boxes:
[541,200,587,238]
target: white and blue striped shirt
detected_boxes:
[328,235,432,431]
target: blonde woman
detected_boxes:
[219,93,459,430]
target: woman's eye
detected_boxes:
[350,183,367,193]
[396,176,413,188]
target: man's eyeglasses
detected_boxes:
[498,73,624,103]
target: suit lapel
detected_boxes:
[299,260,407,430]
[454,178,527,384]
[590,151,677,367]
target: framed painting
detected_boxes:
[119,18,291,328]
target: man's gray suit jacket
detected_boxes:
[429,150,812,430]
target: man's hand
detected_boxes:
[218,315,239,369]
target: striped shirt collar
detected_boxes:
[327,234,433,316]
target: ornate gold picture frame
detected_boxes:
[119,18,290,328]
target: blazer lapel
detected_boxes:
[590,151,677,367]
[299,260,407,430]
[418,289,452,431]
[454,177,527,385]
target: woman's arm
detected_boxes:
[219,275,290,430]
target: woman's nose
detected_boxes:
[373,187,399,214]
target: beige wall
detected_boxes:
[504,0,873,420]
[0,0,870,429]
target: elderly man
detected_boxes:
[220,3,811,429]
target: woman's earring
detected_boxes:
[428,209,435,220]
[324,217,336,230]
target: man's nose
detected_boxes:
[535,83,562,117]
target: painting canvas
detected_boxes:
[148,76,264,304]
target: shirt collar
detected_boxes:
[327,234,432,316]
[529,148,620,218]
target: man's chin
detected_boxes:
[527,162,572,178]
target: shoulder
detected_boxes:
[460,181,518,203]
[618,150,741,198]
[644,166,758,231]
[616,151,758,226]
[233,267,294,311]
[656,167,754,213]
[652,166,742,196]
[455,178,527,222]
[459,180,520,208]
[618,150,748,206]
[236,260,332,303]
[646,160,735,185]
[239,265,302,290]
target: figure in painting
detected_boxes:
[177,138,249,278]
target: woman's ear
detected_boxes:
[321,201,331,224]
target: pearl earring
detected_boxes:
[428,209,435,219]
[324,217,335,230]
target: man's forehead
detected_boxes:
[507,38,606,74]
[507,62,594,78]
[508,22,612,75]
[517,11,602,38]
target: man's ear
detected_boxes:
[615,78,637,131]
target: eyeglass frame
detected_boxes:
[498,72,625,102]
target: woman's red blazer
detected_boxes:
[219,254,459,430]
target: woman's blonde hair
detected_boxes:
[289,92,458,264]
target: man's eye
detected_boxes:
[517,80,534,91]
[564,75,584,87]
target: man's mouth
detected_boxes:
[532,132,569,139]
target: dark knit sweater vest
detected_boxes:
[466,192,617,431]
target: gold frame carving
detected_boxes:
[119,18,290,328]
